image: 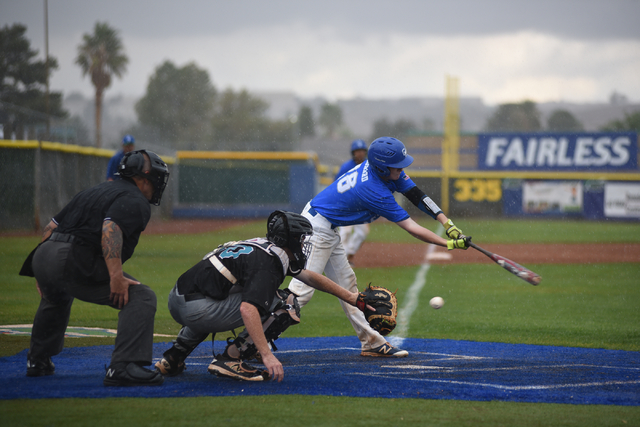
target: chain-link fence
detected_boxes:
[0,141,173,232]
[173,151,317,218]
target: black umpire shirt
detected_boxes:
[53,179,151,263]
[176,239,299,315]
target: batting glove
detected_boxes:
[447,236,471,250]
[444,219,462,239]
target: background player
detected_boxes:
[21,150,170,386]
[106,134,136,181]
[155,211,376,382]
[335,139,370,265]
[288,136,471,358]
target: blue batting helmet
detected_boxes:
[367,137,414,178]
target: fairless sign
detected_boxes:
[478,132,638,171]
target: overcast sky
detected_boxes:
[2,0,640,105]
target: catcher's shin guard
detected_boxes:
[231,289,301,360]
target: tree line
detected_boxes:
[2,22,639,150]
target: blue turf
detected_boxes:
[1,337,639,405]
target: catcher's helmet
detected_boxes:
[367,137,414,178]
[350,139,367,153]
[117,149,170,206]
[266,210,313,273]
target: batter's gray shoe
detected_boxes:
[207,355,268,381]
[26,356,55,377]
[104,362,164,386]
[361,342,408,358]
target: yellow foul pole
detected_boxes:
[442,75,460,215]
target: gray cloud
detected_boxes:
[2,0,639,104]
[4,0,639,40]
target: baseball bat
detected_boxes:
[468,242,541,286]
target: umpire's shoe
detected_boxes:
[207,354,268,381]
[360,342,408,358]
[26,355,55,377]
[103,362,164,386]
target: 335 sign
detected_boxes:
[453,179,502,202]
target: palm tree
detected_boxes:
[75,22,128,148]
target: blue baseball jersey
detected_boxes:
[312,160,416,226]
[106,150,125,180]
[335,159,358,181]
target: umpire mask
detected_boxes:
[118,150,170,206]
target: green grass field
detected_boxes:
[1,218,639,426]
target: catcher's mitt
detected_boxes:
[356,284,397,336]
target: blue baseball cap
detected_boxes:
[350,139,367,152]
[122,134,135,145]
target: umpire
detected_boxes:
[20,149,170,386]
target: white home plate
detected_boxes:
[425,252,453,261]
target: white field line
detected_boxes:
[389,224,445,348]
[349,373,640,391]
[380,364,640,372]
[0,324,174,338]
[186,347,363,359]
[180,348,489,359]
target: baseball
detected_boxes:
[430,296,444,309]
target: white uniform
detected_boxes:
[339,224,370,258]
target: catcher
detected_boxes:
[155,211,395,382]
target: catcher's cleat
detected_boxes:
[155,343,188,376]
[207,354,269,381]
[155,357,186,377]
[26,356,55,377]
[252,351,264,364]
[360,342,408,358]
[103,362,164,387]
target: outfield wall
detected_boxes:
[403,173,640,221]
[2,133,639,232]
[172,151,318,218]
[398,131,640,221]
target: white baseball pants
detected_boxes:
[288,202,387,350]
[338,224,370,256]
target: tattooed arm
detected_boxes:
[102,220,140,308]
[41,220,58,242]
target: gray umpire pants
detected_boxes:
[30,239,157,366]
[167,284,247,354]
